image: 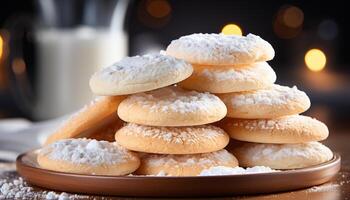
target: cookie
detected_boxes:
[38,138,140,175]
[166,33,275,65]
[87,116,123,142]
[230,141,333,169]
[220,115,329,144]
[45,96,125,145]
[218,84,310,118]
[89,54,193,95]
[115,123,230,154]
[135,149,238,176]
[179,62,276,93]
[117,86,227,126]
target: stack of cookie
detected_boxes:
[166,33,333,170]
[43,54,239,176]
[40,33,334,176]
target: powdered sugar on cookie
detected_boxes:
[199,166,278,176]
[123,123,227,144]
[141,149,236,168]
[201,62,276,82]
[230,115,324,131]
[125,86,225,114]
[243,142,333,162]
[226,84,309,106]
[40,138,133,165]
[166,33,275,65]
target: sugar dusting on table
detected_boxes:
[0,174,87,199]
[199,166,278,176]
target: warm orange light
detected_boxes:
[12,58,26,74]
[221,24,243,36]
[305,49,326,72]
[146,0,171,18]
[283,6,304,28]
[0,35,3,59]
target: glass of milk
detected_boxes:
[8,0,129,120]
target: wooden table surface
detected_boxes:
[1,132,350,200]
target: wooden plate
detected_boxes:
[16,150,341,197]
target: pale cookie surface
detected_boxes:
[220,115,328,144]
[89,54,193,95]
[179,62,276,93]
[218,84,310,118]
[230,141,333,169]
[45,96,125,145]
[118,86,227,126]
[115,123,230,154]
[136,149,238,176]
[166,33,275,65]
[38,138,140,175]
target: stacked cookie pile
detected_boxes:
[42,53,239,176]
[39,33,333,176]
[166,33,332,170]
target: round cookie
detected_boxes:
[115,123,230,154]
[230,141,333,169]
[136,149,238,176]
[179,62,276,93]
[118,86,227,126]
[220,115,329,144]
[45,96,125,145]
[218,84,311,118]
[38,138,140,175]
[89,54,193,95]
[166,33,275,65]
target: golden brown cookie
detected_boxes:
[115,123,230,154]
[38,138,140,175]
[118,86,227,126]
[220,115,329,144]
[45,96,125,145]
[136,149,238,176]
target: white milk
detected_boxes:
[34,27,127,119]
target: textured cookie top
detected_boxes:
[200,62,276,82]
[40,139,135,165]
[89,54,193,95]
[122,123,227,144]
[123,86,226,114]
[140,149,236,167]
[240,142,333,162]
[166,33,275,65]
[230,115,327,131]
[231,85,309,106]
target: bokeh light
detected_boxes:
[146,0,171,18]
[274,5,303,39]
[0,35,3,59]
[221,24,243,36]
[283,6,304,28]
[305,49,327,72]
[318,19,338,40]
[12,58,26,75]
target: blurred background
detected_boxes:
[0,0,349,132]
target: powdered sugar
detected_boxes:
[123,123,226,144]
[141,149,236,168]
[243,142,333,162]
[166,33,275,65]
[199,166,277,176]
[91,54,192,85]
[231,115,324,131]
[125,86,225,114]
[224,84,309,106]
[201,62,276,82]
[39,138,133,165]
[0,175,86,199]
